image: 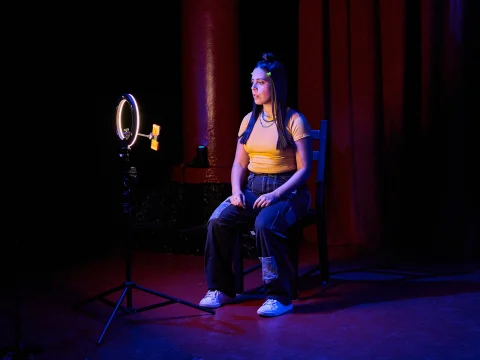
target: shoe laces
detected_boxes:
[206,290,220,300]
[262,299,278,309]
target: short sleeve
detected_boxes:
[287,112,312,141]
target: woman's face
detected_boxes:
[251,68,271,105]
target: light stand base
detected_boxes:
[74,280,215,345]
[74,140,215,346]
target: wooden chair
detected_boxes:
[233,119,329,297]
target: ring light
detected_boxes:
[116,93,140,149]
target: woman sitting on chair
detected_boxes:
[199,52,313,317]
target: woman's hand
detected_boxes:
[230,192,246,209]
[253,191,280,209]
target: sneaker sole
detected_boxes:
[199,303,222,309]
[257,305,293,317]
[199,298,236,309]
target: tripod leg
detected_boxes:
[73,284,125,309]
[134,284,215,314]
[97,285,128,346]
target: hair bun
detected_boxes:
[262,52,275,62]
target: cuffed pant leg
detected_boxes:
[254,200,298,305]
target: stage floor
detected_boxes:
[2,242,479,360]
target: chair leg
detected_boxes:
[233,235,244,294]
[290,226,301,300]
[292,255,299,300]
[317,211,329,284]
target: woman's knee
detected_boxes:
[254,206,296,236]
[254,216,275,234]
[207,216,224,231]
[208,198,232,223]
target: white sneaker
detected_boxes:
[257,299,293,317]
[199,290,235,308]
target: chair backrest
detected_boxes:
[310,119,328,183]
[309,119,328,212]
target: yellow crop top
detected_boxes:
[238,108,312,174]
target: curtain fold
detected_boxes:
[299,0,471,261]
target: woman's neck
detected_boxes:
[262,105,274,119]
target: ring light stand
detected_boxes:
[75,94,214,346]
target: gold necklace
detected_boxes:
[262,112,275,121]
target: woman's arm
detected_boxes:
[276,136,313,197]
[230,139,250,208]
[253,136,312,208]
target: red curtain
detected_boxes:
[299,0,472,261]
[180,0,240,183]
